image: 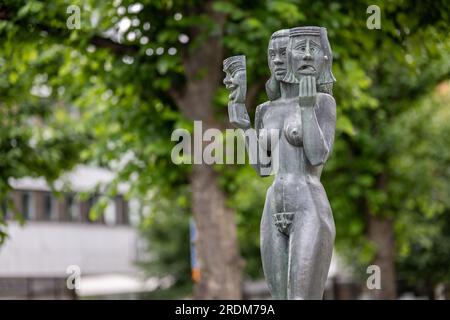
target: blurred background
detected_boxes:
[0,0,450,300]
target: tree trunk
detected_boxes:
[169,2,244,299]
[191,163,243,299]
[367,214,397,299]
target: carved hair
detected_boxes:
[223,55,246,73]
[283,26,336,95]
[266,29,289,101]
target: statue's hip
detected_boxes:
[270,174,332,236]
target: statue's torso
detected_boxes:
[260,97,325,213]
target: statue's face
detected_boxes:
[223,64,246,103]
[289,35,325,80]
[268,36,289,81]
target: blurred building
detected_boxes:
[0,165,161,299]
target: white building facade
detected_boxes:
[0,166,154,299]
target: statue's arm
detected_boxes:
[228,102,251,130]
[251,102,272,177]
[223,55,272,176]
[301,93,336,166]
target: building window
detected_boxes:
[43,193,56,221]
[87,197,94,223]
[104,200,116,226]
[21,192,34,220]
[87,196,99,223]
[127,198,140,227]
[115,196,129,225]
[65,195,79,222]
[1,201,9,220]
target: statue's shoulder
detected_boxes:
[255,101,270,114]
[255,101,271,130]
[318,92,336,106]
[317,93,336,121]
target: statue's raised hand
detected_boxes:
[298,76,317,108]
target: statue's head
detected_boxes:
[268,29,289,81]
[223,55,246,103]
[266,29,289,100]
[283,26,336,93]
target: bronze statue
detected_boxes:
[223,26,337,300]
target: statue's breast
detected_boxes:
[283,112,302,146]
[261,99,303,148]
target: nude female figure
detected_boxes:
[223,26,336,300]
